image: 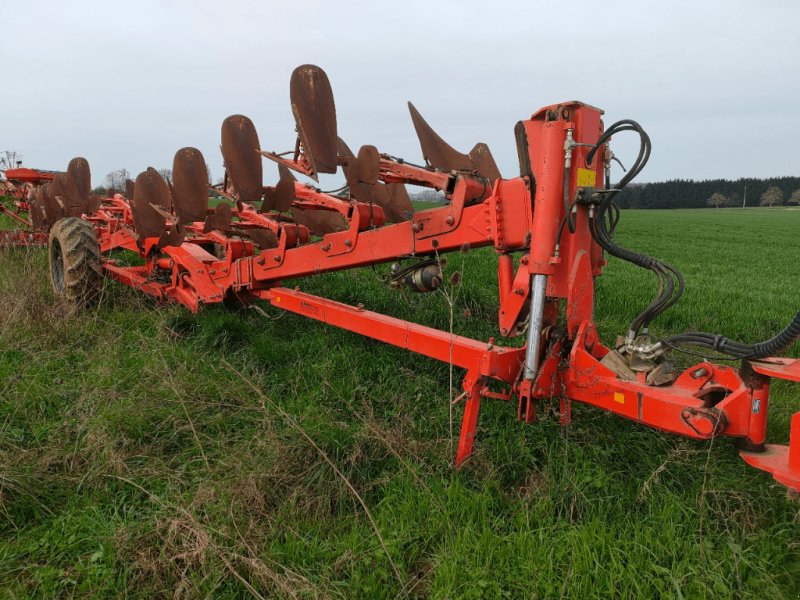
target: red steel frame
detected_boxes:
[50,102,800,491]
[0,168,55,247]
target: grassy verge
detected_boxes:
[0,208,799,598]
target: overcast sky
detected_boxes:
[2,0,798,188]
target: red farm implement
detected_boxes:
[0,166,57,247]
[25,64,800,492]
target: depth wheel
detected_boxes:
[48,217,102,309]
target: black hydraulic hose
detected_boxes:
[664,312,800,359]
[587,118,798,360]
[587,119,685,337]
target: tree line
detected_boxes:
[93,166,215,196]
[92,167,800,210]
[615,176,800,209]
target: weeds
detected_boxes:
[0,209,799,598]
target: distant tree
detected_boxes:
[759,186,784,207]
[0,150,23,172]
[206,162,213,185]
[788,189,800,206]
[157,168,172,184]
[104,168,130,193]
[706,192,729,208]
[92,186,108,196]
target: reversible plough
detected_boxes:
[0,166,55,247]
[9,65,800,491]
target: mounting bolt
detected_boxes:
[445,215,454,225]
[692,367,709,379]
[321,243,331,252]
[513,288,524,295]
[256,257,265,265]
[274,255,281,262]
[520,256,529,265]
[357,303,364,311]
[344,239,352,247]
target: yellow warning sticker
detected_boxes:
[576,168,596,188]
[613,392,625,404]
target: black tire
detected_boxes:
[48,217,102,309]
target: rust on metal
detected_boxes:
[132,168,171,240]
[357,145,380,185]
[173,147,210,224]
[221,115,263,204]
[385,183,414,222]
[203,203,233,234]
[66,157,91,216]
[290,206,345,235]
[42,182,64,226]
[160,225,185,248]
[274,176,295,213]
[86,194,101,214]
[262,165,296,214]
[247,228,279,249]
[469,143,502,184]
[337,137,359,187]
[290,64,338,176]
[30,195,47,230]
[51,172,71,213]
[408,102,473,171]
[339,137,411,222]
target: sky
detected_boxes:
[1,0,798,188]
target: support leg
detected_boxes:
[455,372,483,467]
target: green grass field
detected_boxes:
[1,208,799,598]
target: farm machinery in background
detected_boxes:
[10,65,800,492]
[0,161,57,247]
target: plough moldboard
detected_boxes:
[4,64,800,491]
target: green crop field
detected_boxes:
[1,208,799,598]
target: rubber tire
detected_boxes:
[48,217,102,309]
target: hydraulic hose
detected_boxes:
[664,311,800,359]
[588,119,799,360]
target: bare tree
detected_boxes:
[706,192,729,209]
[157,168,172,184]
[759,186,784,207]
[206,162,213,185]
[0,150,23,173]
[104,168,130,193]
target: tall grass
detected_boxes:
[0,208,798,598]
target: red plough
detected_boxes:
[24,65,800,492]
[0,166,57,247]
